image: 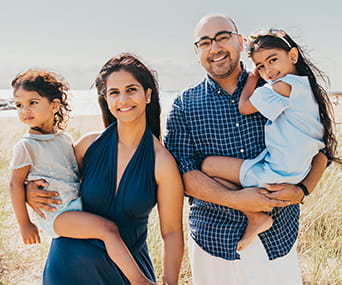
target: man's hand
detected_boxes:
[26,180,61,218]
[264,183,304,205]
[233,187,291,212]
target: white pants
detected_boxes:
[189,236,303,285]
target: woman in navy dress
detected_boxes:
[27,53,184,285]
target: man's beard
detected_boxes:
[208,54,239,79]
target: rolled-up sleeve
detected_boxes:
[164,95,198,174]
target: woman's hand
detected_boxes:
[26,180,61,218]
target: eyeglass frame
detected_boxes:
[194,30,239,50]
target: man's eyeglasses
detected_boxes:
[194,30,239,50]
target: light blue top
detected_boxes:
[240,74,325,187]
[10,132,80,214]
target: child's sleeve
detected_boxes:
[250,84,289,121]
[9,140,34,170]
[62,132,74,144]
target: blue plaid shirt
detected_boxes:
[164,66,300,260]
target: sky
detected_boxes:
[1,0,341,92]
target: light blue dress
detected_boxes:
[10,132,82,237]
[239,74,325,187]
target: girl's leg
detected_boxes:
[202,156,243,185]
[213,177,273,251]
[54,211,156,285]
[237,212,273,251]
[207,161,273,251]
[213,177,240,190]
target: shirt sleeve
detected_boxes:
[250,84,289,121]
[164,94,198,174]
[9,139,34,170]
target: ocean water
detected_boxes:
[3,89,340,118]
[0,89,178,117]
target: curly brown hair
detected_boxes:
[11,69,72,130]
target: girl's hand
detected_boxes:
[20,222,41,244]
[252,67,260,78]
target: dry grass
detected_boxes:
[298,125,342,285]
[0,117,341,285]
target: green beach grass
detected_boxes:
[0,117,340,285]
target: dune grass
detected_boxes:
[0,124,340,285]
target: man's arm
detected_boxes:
[265,151,328,203]
[184,169,290,212]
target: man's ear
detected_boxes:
[238,34,244,52]
[194,45,200,55]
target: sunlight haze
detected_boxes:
[1,0,341,92]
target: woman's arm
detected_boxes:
[10,166,41,244]
[239,70,259,115]
[155,141,184,285]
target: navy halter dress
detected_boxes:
[43,122,157,284]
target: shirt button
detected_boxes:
[231,100,235,103]
[235,123,240,127]
[240,149,245,153]
[218,90,221,94]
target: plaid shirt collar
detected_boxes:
[205,62,248,97]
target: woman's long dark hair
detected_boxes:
[95,53,161,140]
[248,30,341,164]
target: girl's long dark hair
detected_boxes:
[95,53,161,140]
[248,31,341,164]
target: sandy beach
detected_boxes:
[0,114,103,141]
[333,104,342,123]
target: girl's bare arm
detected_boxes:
[10,166,41,244]
[239,71,259,115]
